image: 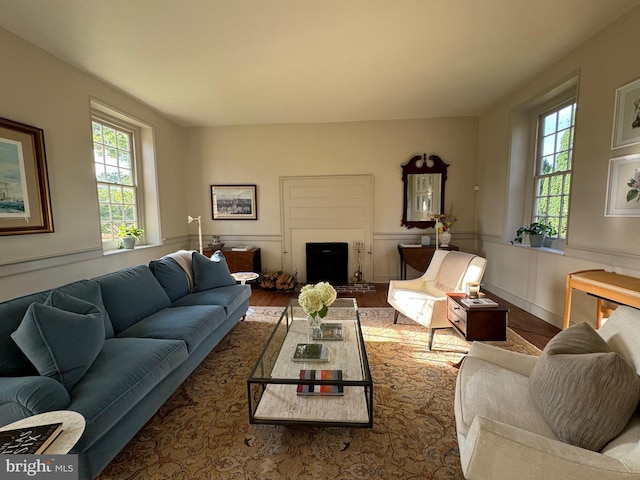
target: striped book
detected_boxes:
[297,369,344,396]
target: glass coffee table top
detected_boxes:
[248,298,373,427]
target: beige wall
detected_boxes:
[185,118,479,282]
[3,4,640,329]
[0,28,189,300]
[477,7,640,327]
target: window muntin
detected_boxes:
[533,101,576,240]
[92,118,140,243]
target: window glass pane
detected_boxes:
[541,156,553,174]
[97,184,109,202]
[543,112,557,136]
[119,169,133,185]
[92,122,103,143]
[556,128,571,152]
[542,134,556,156]
[99,204,111,222]
[103,127,116,146]
[538,177,548,195]
[118,150,131,168]
[105,148,118,166]
[557,105,573,130]
[116,131,129,150]
[95,164,106,182]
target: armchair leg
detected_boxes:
[428,328,435,350]
[393,310,399,324]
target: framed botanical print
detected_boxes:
[210,184,257,220]
[0,117,53,235]
[605,154,640,216]
[612,78,640,148]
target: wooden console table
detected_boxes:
[397,244,458,279]
[203,247,261,274]
[563,269,640,329]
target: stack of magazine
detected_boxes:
[460,297,499,308]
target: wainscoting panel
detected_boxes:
[281,175,373,283]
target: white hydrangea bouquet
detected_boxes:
[298,282,337,327]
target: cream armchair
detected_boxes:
[454,305,640,480]
[387,250,487,349]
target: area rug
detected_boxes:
[98,307,540,480]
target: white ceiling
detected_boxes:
[0,0,638,127]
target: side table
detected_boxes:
[0,410,85,454]
[447,293,508,342]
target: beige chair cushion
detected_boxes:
[529,323,640,452]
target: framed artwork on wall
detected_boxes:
[605,154,640,216]
[612,78,640,149]
[0,117,53,235]
[210,184,257,220]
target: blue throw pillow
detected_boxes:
[191,251,236,292]
[11,291,105,392]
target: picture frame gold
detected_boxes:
[0,117,53,235]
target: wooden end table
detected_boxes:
[447,293,508,342]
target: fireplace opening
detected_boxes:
[306,242,348,285]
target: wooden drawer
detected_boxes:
[447,299,467,336]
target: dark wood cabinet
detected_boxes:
[203,247,261,274]
[446,293,508,342]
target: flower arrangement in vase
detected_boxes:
[298,282,337,329]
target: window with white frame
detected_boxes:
[533,101,576,240]
[92,117,142,246]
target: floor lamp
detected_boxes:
[187,215,203,254]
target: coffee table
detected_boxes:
[247,298,373,427]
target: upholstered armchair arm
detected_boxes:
[0,376,71,426]
[466,341,539,377]
[462,416,639,480]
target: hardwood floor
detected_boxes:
[248,283,560,350]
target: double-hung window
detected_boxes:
[533,101,576,241]
[92,117,141,247]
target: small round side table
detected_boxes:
[0,410,85,454]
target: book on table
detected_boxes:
[460,297,499,308]
[311,322,343,341]
[231,246,252,251]
[0,422,63,454]
[292,343,330,362]
[297,370,344,396]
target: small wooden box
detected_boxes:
[446,293,508,342]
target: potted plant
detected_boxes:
[117,224,144,249]
[512,222,554,248]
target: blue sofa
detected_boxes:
[0,251,251,479]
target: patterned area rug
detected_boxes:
[98,307,540,480]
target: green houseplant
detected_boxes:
[117,225,144,249]
[512,222,555,248]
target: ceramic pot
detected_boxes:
[439,231,451,247]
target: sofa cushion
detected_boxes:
[96,265,171,334]
[529,322,640,451]
[149,257,190,302]
[0,280,112,376]
[68,336,188,453]
[11,291,105,391]
[191,252,236,292]
[172,284,251,315]
[116,305,226,353]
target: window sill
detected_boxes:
[510,243,565,255]
[103,244,156,255]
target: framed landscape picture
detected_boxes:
[605,154,640,216]
[0,117,53,235]
[211,184,257,220]
[612,77,640,148]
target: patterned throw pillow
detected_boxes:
[529,322,640,451]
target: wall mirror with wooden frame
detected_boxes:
[401,153,448,229]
